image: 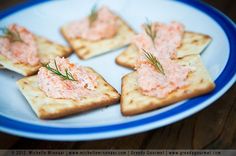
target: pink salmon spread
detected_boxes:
[38,57,99,100]
[133,22,190,98]
[64,6,119,41]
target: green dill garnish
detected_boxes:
[144,18,156,45]
[0,27,23,43]
[142,49,165,75]
[44,60,76,81]
[88,4,98,27]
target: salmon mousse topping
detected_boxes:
[38,57,99,100]
[65,6,119,41]
[134,21,190,98]
[0,24,39,66]
[133,21,184,59]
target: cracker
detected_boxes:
[35,36,72,64]
[0,55,40,76]
[116,32,212,69]
[0,36,72,76]
[61,16,136,60]
[121,55,215,116]
[17,67,120,119]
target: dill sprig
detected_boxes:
[44,60,76,81]
[144,18,156,45]
[0,27,23,43]
[88,4,98,27]
[142,49,165,75]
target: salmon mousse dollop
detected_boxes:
[134,21,191,98]
[133,21,184,59]
[38,57,99,100]
[65,6,119,41]
[0,24,39,66]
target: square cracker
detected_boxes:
[61,16,136,60]
[0,35,72,76]
[115,32,212,69]
[121,55,215,116]
[17,67,120,119]
[35,36,72,64]
[0,54,41,76]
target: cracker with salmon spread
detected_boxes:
[116,32,211,69]
[121,55,215,115]
[0,55,41,76]
[0,36,72,76]
[61,6,135,60]
[17,67,120,119]
[0,24,72,76]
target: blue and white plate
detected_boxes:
[0,0,235,141]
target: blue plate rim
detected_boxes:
[0,0,235,140]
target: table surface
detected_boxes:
[0,0,235,149]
